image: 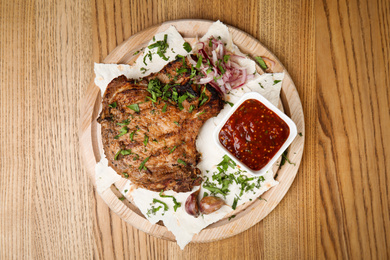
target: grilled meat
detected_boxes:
[97,57,224,192]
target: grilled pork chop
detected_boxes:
[97,57,224,192]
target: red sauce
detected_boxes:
[218,99,290,171]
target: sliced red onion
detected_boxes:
[190,36,255,94]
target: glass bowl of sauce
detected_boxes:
[214,92,297,176]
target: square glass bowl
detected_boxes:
[213,92,297,176]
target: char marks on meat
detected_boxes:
[97,57,224,192]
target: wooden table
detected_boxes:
[1,0,388,259]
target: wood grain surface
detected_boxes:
[0,0,388,259]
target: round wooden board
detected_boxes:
[80,19,305,243]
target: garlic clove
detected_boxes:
[185,189,200,217]
[199,196,226,214]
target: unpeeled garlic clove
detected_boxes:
[199,196,226,214]
[185,189,200,217]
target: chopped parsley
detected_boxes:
[198,87,208,107]
[143,134,149,146]
[232,195,240,210]
[224,100,234,107]
[114,149,132,160]
[183,42,192,52]
[259,83,265,89]
[159,190,181,212]
[281,150,296,166]
[162,103,167,112]
[177,94,188,110]
[176,67,187,74]
[173,121,180,126]
[127,103,140,113]
[255,56,268,70]
[114,126,128,139]
[146,205,162,217]
[202,155,266,201]
[169,146,177,154]
[117,119,130,126]
[197,110,205,117]
[177,159,187,166]
[123,172,129,178]
[189,105,195,113]
[140,67,148,74]
[152,199,168,211]
[143,51,152,65]
[109,102,117,108]
[139,156,150,170]
[148,34,169,61]
[228,215,236,221]
[217,155,236,171]
[273,80,281,85]
[130,130,136,141]
[189,65,197,78]
[196,55,202,69]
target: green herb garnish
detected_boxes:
[183,42,192,52]
[228,215,236,221]
[143,134,149,146]
[148,34,169,61]
[196,55,203,69]
[273,80,281,85]
[139,156,150,170]
[197,110,205,117]
[177,159,187,166]
[176,67,187,74]
[127,104,140,113]
[114,126,128,139]
[140,67,148,74]
[232,195,240,210]
[224,100,234,107]
[117,119,130,126]
[159,190,181,212]
[114,149,132,160]
[217,155,236,171]
[255,56,268,70]
[109,102,117,108]
[130,130,136,141]
[280,150,296,166]
[177,94,188,110]
[169,146,177,154]
[152,199,168,211]
[146,205,162,217]
[162,104,167,112]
